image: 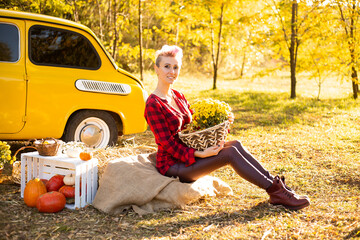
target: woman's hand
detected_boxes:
[194,141,225,158]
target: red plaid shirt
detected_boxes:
[144,89,196,175]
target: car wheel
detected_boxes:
[62,110,118,148]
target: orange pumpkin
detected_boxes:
[24,178,47,207]
[46,175,64,192]
[36,191,66,213]
[79,152,92,161]
[59,185,75,198]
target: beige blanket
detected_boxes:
[92,153,233,215]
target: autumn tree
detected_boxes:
[302,34,336,100]
[334,0,360,99]
[289,2,336,100]
[224,0,265,79]
[0,0,73,18]
[208,1,225,89]
[186,0,243,89]
[264,0,323,99]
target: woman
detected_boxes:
[144,45,310,210]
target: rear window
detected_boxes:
[0,23,20,62]
[29,25,101,69]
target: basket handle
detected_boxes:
[13,146,38,159]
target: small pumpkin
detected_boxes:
[46,175,64,192]
[59,185,75,198]
[36,191,66,213]
[79,152,92,161]
[66,148,81,158]
[63,173,75,186]
[24,178,47,207]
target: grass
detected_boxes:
[1,71,360,239]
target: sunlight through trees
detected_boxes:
[1,0,359,99]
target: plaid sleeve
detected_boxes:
[145,98,196,166]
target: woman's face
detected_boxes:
[155,56,181,85]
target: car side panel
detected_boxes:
[0,19,147,139]
[0,19,27,134]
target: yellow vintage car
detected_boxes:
[0,9,147,148]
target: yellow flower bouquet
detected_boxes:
[0,141,15,170]
[179,98,232,151]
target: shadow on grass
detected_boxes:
[188,90,359,132]
[335,175,360,191]
[344,227,360,239]
[137,202,287,238]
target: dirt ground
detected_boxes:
[0,181,156,239]
[0,140,161,240]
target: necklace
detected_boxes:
[153,90,181,112]
[153,89,172,101]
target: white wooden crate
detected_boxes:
[20,152,98,209]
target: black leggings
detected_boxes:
[165,140,274,189]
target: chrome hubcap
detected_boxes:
[74,117,110,148]
[80,123,103,147]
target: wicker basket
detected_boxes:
[33,138,61,156]
[11,161,21,184]
[14,138,61,157]
[11,138,61,184]
[178,121,230,151]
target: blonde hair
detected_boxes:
[155,45,183,67]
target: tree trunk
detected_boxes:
[176,3,184,45]
[351,66,359,99]
[112,0,117,61]
[290,0,298,99]
[138,0,143,81]
[214,3,224,90]
[175,16,180,45]
[107,0,111,25]
[175,6,181,45]
[210,3,225,90]
[240,51,246,79]
[73,0,79,22]
[240,33,251,79]
[349,2,358,99]
[209,11,216,89]
[39,0,44,14]
[96,0,103,42]
[338,1,359,99]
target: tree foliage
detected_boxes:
[333,0,360,99]
[1,0,360,99]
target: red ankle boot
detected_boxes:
[266,176,310,210]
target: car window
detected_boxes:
[0,23,20,62]
[29,25,101,69]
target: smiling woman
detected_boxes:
[153,45,183,98]
[144,45,311,211]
